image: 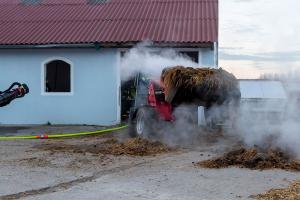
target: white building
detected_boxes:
[0,0,218,125]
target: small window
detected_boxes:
[120,51,129,58]
[21,0,42,5]
[88,0,110,4]
[179,51,199,63]
[45,60,71,93]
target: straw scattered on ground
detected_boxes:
[256,181,300,200]
[35,137,173,156]
[195,148,300,171]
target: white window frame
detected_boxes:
[41,57,74,96]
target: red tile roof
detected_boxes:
[0,0,218,46]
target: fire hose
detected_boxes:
[0,82,29,107]
[0,125,128,140]
[0,82,128,140]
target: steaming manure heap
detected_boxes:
[161,66,240,105]
[195,148,300,171]
[101,137,173,156]
[37,137,172,156]
[256,181,300,200]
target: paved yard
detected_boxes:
[0,126,299,200]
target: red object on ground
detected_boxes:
[148,81,174,121]
[35,134,49,139]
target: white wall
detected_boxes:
[198,46,217,68]
[0,48,120,125]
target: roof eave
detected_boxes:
[0,43,95,49]
[0,42,215,49]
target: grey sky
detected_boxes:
[220,0,300,78]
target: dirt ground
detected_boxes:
[0,126,300,200]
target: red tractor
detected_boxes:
[128,72,241,137]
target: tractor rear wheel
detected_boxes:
[129,107,156,138]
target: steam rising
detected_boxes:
[121,42,198,81]
[232,76,300,158]
[121,43,300,158]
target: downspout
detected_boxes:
[215,0,219,68]
[214,42,219,68]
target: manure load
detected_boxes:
[160,66,241,106]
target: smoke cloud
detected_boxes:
[121,43,300,158]
[230,78,300,158]
[120,42,198,81]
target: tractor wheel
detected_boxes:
[129,107,156,138]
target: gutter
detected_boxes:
[0,42,215,49]
[0,43,96,49]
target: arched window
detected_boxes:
[44,59,71,93]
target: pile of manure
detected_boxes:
[256,181,300,200]
[160,66,240,105]
[195,148,300,171]
[101,137,172,156]
[36,137,172,156]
